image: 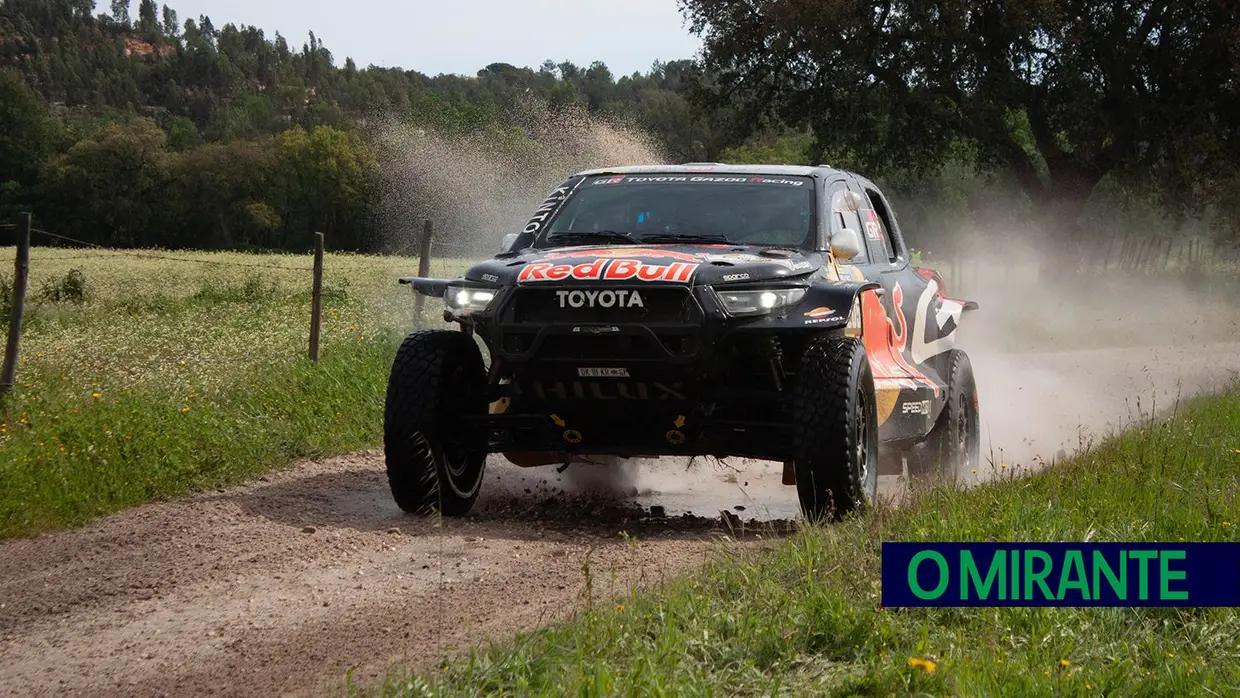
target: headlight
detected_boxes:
[715,288,807,316]
[444,286,498,315]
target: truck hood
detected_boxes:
[467,243,824,287]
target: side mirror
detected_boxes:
[500,233,519,253]
[830,228,862,260]
[841,191,864,212]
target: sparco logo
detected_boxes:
[556,289,644,309]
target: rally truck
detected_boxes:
[386,164,981,522]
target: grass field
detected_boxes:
[0,246,468,538]
[381,384,1240,697]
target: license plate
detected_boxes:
[577,367,630,378]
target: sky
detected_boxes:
[129,0,705,77]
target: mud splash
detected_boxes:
[369,97,667,258]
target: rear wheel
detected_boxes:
[792,336,879,522]
[383,330,489,516]
[908,349,979,484]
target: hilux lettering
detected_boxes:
[531,380,688,401]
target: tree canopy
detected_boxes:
[0,0,733,251]
[0,0,1236,260]
[681,0,1240,249]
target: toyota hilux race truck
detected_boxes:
[387,164,981,522]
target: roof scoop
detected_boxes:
[758,248,797,259]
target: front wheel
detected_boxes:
[383,330,489,516]
[792,335,880,522]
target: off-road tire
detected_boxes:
[383,330,489,516]
[908,349,979,484]
[792,335,879,522]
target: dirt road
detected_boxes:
[1,342,1237,697]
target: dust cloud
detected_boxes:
[559,455,642,497]
[944,232,1240,480]
[368,97,667,259]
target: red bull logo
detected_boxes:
[863,283,941,397]
[518,258,699,284]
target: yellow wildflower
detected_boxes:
[91,392,101,399]
[908,657,937,673]
[1060,659,1071,668]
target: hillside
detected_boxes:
[0,0,732,252]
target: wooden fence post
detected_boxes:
[414,220,434,318]
[0,213,32,402]
[308,232,324,363]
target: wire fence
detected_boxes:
[0,215,459,400]
[0,221,478,271]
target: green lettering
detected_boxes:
[1011,549,1020,599]
[1024,550,1055,600]
[1092,551,1126,600]
[1058,550,1090,600]
[961,551,1006,600]
[909,551,949,600]
[1130,551,1158,600]
[1160,550,1188,601]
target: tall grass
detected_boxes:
[0,247,467,538]
[379,384,1240,696]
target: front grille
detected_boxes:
[538,334,666,359]
[510,287,700,324]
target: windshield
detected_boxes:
[539,174,816,248]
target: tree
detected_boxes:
[166,138,280,248]
[0,69,66,191]
[38,118,172,246]
[275,124,377,249]
[136,0,158,36]
[161,4,178,37]
[680,0,1240,261]
[108,0,130,26]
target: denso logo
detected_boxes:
[556,289,644,309]
[518,258,698,283]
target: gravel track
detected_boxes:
[1,342,1237,697]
